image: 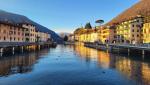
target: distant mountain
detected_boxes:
[0,10,63,43]
[58,32,71,38]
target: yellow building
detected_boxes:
[22,23,36,42]
[79,34,86,42]
[143,16,150,44]
[115,16,143,44]
[90,29,99,42]
[74,28,86,42]
[74,28,99,43]
[143,23,150,43]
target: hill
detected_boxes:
[106,0,150,25]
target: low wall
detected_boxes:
[84,42,150,56]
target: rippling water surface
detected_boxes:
[0,44,150,85]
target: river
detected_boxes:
[0,44,149,85]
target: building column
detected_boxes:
[142,50,145,59]
[128,48,130,56]
[12,47,15,55]
[0,48,3,57]
[21,46,24,53]
[142,50,145,55]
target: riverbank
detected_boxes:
[84,42,150,56]
[0,42,57,56]
[64,41,75,45]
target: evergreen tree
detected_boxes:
[64,35,68,41]
[85,22,92,29]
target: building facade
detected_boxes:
[115,16,143,44]
[0,22,51,43]
[37,31,50,42]
[0,23,26,42]
[99,26,115,44]
[68,34,75,42]
[74,29,99,43]
[142,16,150,44]
[22,23,36,42]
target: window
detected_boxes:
[4,37,6,41]
[132,29,134,32]
[132,35,134,37]
[132,24,134,27]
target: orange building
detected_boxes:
[0,22,26,42]
[0,22,51,43]
[98,26,116,44]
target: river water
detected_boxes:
[0,44,150,85]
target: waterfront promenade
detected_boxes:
[84,42,150,55]
[0,42,54,47]
[0,42,57,56]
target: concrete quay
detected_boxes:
[84,42,150,56]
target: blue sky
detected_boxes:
[0,0,139,33]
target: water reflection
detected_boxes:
[0,49,50,77]
[74,44,150,85]
[0,44,150,85]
